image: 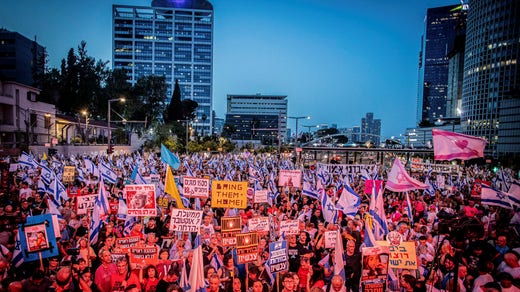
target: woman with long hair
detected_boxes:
[140,264,159,292]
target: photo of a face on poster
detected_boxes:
[24,223,49,253]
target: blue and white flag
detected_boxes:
[405,192,414,225]
[19,151,37,169]
[83,158,98,177]
[368,183,388,240]
[320,193,338,224]
[209,252,223,271]
[123,216,138,236]
[46,193,62,217]
[99,160,118,184]
[11,232,24,268]
[302,179,320,200]
[187,235,206,292]
[38,162,55,185]
[49,178,69,203]
[481,185,519,209]
[183,160,195,177]
[90,181,109,245]
[335,183,360,217]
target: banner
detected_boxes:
[221,216,242,246]
[236,233,259,264]
[324,231,337,249]
[169,208,203,232]
[183,177,210,198]
[125,184,157,216]
[19,214,59,262]
[268,240,289,273]
[211,181,248,209]
[278,170,302,188]
[248,217,269,233]
[376,241,418,270]
[279,220,299,236]
[130,246,159,266]
[76,194,96,215]
[254,190,268,204]
[116,236,140,253]
[62,166,76,183]
[317,163,375,176]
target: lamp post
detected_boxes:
[288,116,310,145]
[81,110,89,144]
[178,119,191,155]
[108,97,125,154]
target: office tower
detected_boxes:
[225,94,287,143]
[112,0,213,134]
[0,29,45,86]
[418,5,466,125]
[461,0,520,156]
[361,112,381,145]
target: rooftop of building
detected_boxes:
[151,0,213,10]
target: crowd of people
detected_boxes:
[0,150,518,292]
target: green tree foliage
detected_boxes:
[181,99,198,120]
[132,74,168,127]
[164,79,183,123]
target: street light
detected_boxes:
[287,116,310,145]
[108,97,125,154]
[81,110,89,144]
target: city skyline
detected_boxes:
[0,0,459,138]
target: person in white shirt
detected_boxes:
[322,275,347,292]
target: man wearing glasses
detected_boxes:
[281,273,296,292]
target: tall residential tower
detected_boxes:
[112,0,214,134]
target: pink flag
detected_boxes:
[432,129,487,161]
[386,157,428,192]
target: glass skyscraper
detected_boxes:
[112,0,213,134]
[461,0,520,157]
[418,5,466,125]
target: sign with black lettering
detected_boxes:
[62,166,76,183]
[211,181,248,209]
[130,247,159,266]
[183,177,210,198]
[76,194,96,215]
[169,208,203,233]
[116,236,140,253]
[221,216,241,246]
[236,233,259,264]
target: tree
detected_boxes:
[164,79,183,123]
[132,75,168,127]
[181,99,198,120]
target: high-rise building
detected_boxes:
[461,0,520,157]
[0,29,45,86]
[361,112,381,145]
[225,94,288,143]
[112,0,213,134]
[418,5,466,125]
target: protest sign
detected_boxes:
[62,166,76,183]
[361,245,390,284]
[376,241,417,270]
[211,181,248,209]
[279,220,299,236]
[278,170,302,188]
[317,163,375,176]
[130,246,159,266]
[183,177,209,198]
[19,214,59,262]
[157,195,170,208]
[111,253,126,264]
[9,163,18,172]
[221,216,241,246]
[248,217,269,233]
[268,240,289,273]
[236,233,259,264]
[76,194,96,215]
[116,236,140,253]
[169,208,203,233]
[125,184,157,216]
[324,231,337,249]
[254,189,268,204]
[150,174,161,185]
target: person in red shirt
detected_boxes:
[462,200,478,218]
[110,257,140,292]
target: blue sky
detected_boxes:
[0,0,459,138]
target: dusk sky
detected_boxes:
[1,0,459,138]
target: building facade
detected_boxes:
[225,94,288,143]
[112,0,214,134]
[461,0,520,157]
[0,80,55,150]
[0,29,45,87]
[360,112,381,145]
[418,5,466,125]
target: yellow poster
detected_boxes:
[211,180,248,209]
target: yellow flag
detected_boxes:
[164,165,185,209]
[43,152,48,161]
